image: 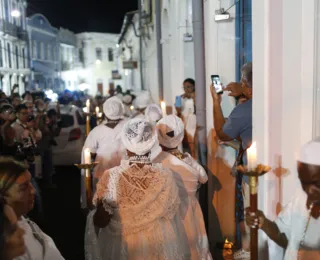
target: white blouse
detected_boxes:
[15,217,64,260]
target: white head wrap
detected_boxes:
[121,118,157,155]
[122,94,133,104]
[156,115,185,149]
[145,104,163,123]
[103,96,124,120]
[298,138,320,166]
[134,91,152,109]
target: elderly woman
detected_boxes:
[0,157,64,259]
[0,196,26,260]
[85,118,190,260]
[81,96,127,208]
[153,115,211,259]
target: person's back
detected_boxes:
[85,118,190,260]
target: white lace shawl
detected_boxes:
[93,161,180,235]
[85,162,185,260]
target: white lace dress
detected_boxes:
[85,161,190,260]
[153,151,212,260]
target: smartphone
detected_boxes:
[211,75,223,94]
[175,96,182,108]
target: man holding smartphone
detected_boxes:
[210,63,253,260]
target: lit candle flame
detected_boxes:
[161,101,167,116]
[247,141,257,171]
[130,105,134,111]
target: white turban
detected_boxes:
[122,94,133,104]
[298,138,320,165]
[121,118,157,155]
[103,96,124,120]
[134,91,152,109]
[156,115,185,149]
[145,104,163,123]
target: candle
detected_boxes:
[95,106,99,117]
[84,148,91,164]
[98,112,103,118]
[130,105,134,111]
[86,99,90,114]
[247,142,257,171]
[161,101,167,116]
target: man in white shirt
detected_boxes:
[246,139,320,260]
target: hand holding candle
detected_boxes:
[161,101,167,116]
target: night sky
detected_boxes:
[27,0,138,33]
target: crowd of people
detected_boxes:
[0,62,319,260]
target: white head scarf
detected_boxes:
[122,94,133,105]
[145,104,163,123]
[134,91,152,109]
[156,115,185,149]
[103,96,124,120]
[298,137,320,165]
[121,118,157,155]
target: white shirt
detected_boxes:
[270,188,320,260]
[15,217,64,260]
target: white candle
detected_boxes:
[95,106,99,117]
[247,142,257,171]
[98,112,103,118]
[84,148,91,164]
[161,101,167,116]
[86,99,90,114]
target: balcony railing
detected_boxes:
[0,19,28,41]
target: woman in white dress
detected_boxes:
[81,96,127,208]
[0,157,64,260]
[85,118,190,260]
[153,115,212,260]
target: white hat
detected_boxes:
[156,115,185,149]
[103,96,124,120]
[145,104,163,123]
[121,118,157,155]
[298,138,320,166]
[122,94,133,104]
[134,91,152,109]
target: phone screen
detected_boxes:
[175,96,182,108]
[211,75,223,94]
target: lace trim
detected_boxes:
[94,162,180,236]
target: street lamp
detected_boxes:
[11,10,21,18]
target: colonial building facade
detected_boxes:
[0,0,30,95]
[76,32,119,96]
[27,14,60,91]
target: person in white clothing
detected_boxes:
[85,118,190,260]
[153,115,212,260]
[0,157,64,260]
[246,139,320,260]
[144,104,163,160]
[132,91,152,118]
[81,96,127,208]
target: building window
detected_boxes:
[235,0,252,80]
[96,47,102,60]
[7,43,11,68]
[47,44,51,60]
[0,42,3,67]
[32,40,37,59]
[79,49,84,64]
[22,48,26,68]
[37,42,41,59]
[15,46,19,69]
[108,48,114,62]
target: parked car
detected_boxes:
[48,104,85,166]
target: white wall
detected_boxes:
[204,0,238,242]
[253,0,316,258]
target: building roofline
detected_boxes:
[118,10,138,44]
